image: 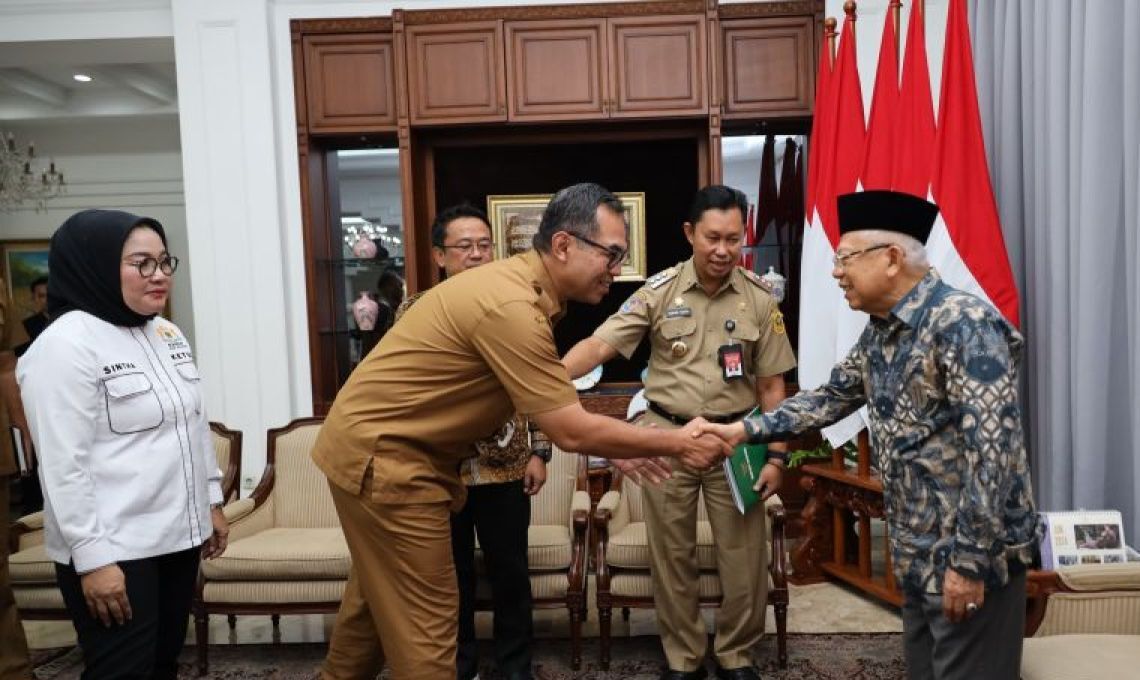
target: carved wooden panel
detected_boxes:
[506,19,607,121]
[721,17,814,118]
[406,21,506,125]
[608,14,708,117]
[303,33,397,133]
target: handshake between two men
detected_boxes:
[603,415,782,502]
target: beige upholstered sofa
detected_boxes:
[194,417,341,674]
[479,447,590,669]
[593,471,789,669]
[1021,563,1140,680]
[6,416,241,621]
[194,420,591,674]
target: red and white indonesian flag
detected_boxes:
[799,11,868,445]
[798,0,1019,446]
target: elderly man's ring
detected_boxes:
[965,602,980,613]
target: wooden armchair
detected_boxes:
[593,469,789,670]
[472,445,591,669]
[1021,563,1140,680]
[193,417,343,675]
[209,421,243,503]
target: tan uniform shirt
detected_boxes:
[312,250,578,508]
[0,294,29,477]
[395,293,532,487]
[594,259,796,418]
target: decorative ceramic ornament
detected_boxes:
[352,292,379,331]
[760,266,787,303]
[352,234,378,259]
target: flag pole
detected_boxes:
[890,0,902,60]
[825,17,838,69]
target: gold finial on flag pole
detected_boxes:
[824,17,838,69]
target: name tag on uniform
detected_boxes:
[665,307,692,319]
[718,343,745,381]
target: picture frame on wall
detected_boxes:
[486,192,647,282]
[0,240,51,320]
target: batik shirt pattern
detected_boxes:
[752,270,1040,594]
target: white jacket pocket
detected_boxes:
[102,373,164,434]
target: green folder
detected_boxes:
[723,408,767,514]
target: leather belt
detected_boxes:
[647,401,751,426]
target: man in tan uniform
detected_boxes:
[564,185,796,680]
[396,203,547,680]
[0,286,33,680]
[312,182,730,680]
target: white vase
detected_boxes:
[761,266,787,303]
[352,234,378,259]
[352,292,379,331]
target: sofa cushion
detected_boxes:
[1021,634,1140,680]
[201,528,349,581]
[606,521,718,569]
[9,544,55,584]
[474,524,572,572]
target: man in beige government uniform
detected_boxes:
[312,183,729,680]
[565,185,795,680]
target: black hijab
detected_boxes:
[47,209,168,328]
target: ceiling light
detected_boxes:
[72,74,93,83]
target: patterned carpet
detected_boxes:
[32,633,906,679]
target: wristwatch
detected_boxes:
[210,502,224,511]
[529,422,553,463]
[742,418,761,443]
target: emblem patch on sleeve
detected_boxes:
[771,310,786,335]
[620,291,648,314]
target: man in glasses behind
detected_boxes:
[564,185,796,680]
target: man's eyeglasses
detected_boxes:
[832,244,890,269]
[571,233,627,269]
[123,256,179,277]
[441,240,494,255]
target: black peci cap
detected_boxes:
[837,190,939,243]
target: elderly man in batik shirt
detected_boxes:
[700,190,1040,680]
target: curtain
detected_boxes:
[968,0,1140,546]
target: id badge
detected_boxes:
[718,343,745,381]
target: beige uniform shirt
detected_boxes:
[594,259,796,418]
[395,293,532,487]
[312,250,578,509]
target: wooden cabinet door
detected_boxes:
[505,18,607,121]
[721,17,815,118]
[608,14,707,118]
[405,21,506,125]
[303,33,397,133]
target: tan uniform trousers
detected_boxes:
[321,472,457,680]
[1,479,33,680]
[641,413,768,672]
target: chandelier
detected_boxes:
[0,131,66,211]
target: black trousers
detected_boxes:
[450,479,533,680]
[55,546,200,680]
[902,569,1027,680]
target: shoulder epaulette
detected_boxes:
[740,267,773,293]
[647,267,678,289]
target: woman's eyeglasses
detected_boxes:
[123,256,179,277]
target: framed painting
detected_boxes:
[1,240,51,319]
[486,192,647,282]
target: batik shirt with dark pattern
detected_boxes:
[749,270,1040,595]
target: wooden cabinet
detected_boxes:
[302,33,397,133]
[505,18,607,121]
[504,14,707,122]
[405,21,506,125]
[608,14,707,117]
[721,17,815,118]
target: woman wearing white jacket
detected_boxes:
[18,209,228,679]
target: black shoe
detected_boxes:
[660,669,707,680]
[714,666,760,680]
